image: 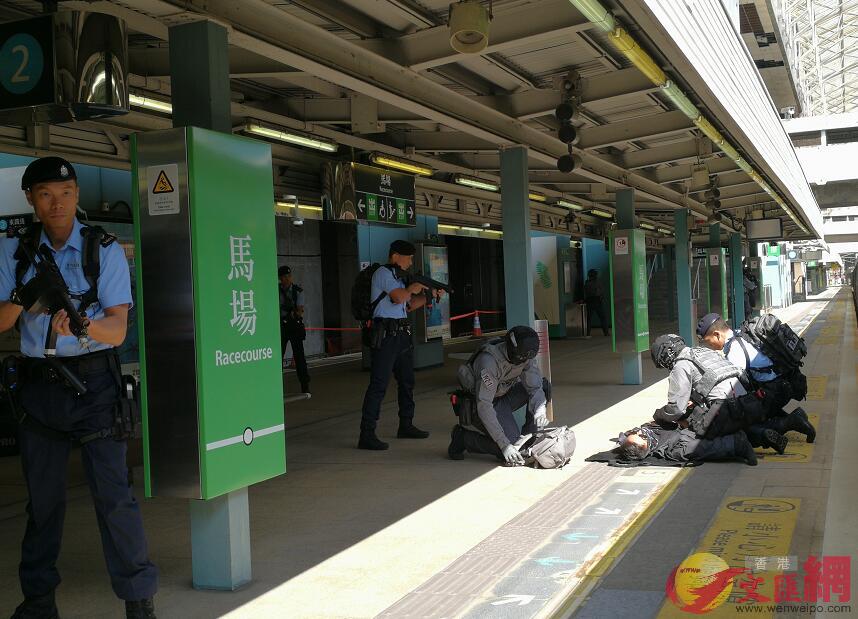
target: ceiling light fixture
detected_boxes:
[369,153,433,176]
[657,227,673,235]
[589,208,614,219]
[556,199,584,211]
[448,0,491,54]
[129,94,172,114]
[640,222,656,230]
[529,192,547,202]
[245,123,338,153]
[452,174,499,192]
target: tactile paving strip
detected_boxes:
[377,464,624,619]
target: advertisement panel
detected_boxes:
[423,245,451,340]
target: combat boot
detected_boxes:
[11,593,59,619]
[448,425,465,460]
[788,408,816,443]
[734,431,758,466]
[397,422,430,439]
[358,430,389,450]
[760,429,788,455]
[125,599,156,619]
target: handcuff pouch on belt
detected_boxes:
[448,389,488,434]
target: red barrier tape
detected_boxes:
[449,310,503,322]
[305,309,502,329]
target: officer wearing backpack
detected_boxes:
[649,333,811,452]
[357,240,438,450]
[278,265,309,393]
[0,158,157,619]
[697,313,815,442]
[449,325,552,465]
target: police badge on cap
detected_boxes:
[21,157,78,191]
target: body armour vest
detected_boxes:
[675,346,743,405]
[458,338,526,398]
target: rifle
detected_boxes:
[16,241,90,344]
[392,266,454,297]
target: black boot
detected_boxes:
[448,425,465,460]
[761,429,788,455]
[358,430,389,450]
[125,599,157,619]
[11,593,59,619]
[788,408,816,443]
[397,422,430,439]
[734,431,758,466]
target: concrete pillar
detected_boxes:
[729,232,745,327]
[674,209,694,345]
[169,19,251,590]
[616,188,641,384]
[709,222,721,248]
[500,146,534,328]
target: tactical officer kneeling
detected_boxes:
[649,333,811,454]
[449,325,551,465]
[1,158,157,619]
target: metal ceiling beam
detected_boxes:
[115,0,711,215]
[288,0,382,39]
[579,67,661,106]
[652,156,738,184]
[474,67,658,120]
[616,139,705,169]
[357,0,590,71]
[577,111,694,150]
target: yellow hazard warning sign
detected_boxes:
[152,170,175,194]
[146,164,180,216]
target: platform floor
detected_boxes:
[0,289,852,619]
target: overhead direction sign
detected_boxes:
[353,163,416,227]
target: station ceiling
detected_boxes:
[0,0,822,243]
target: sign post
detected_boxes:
[323,162,416,227]
[133,127,285,588]
[706,248,729,320]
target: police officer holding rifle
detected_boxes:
[0,158,157,619]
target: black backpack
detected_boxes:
[350,263,388,322]
[736,314,806,374]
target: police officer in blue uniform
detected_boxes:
[358,240,438,450]
[0,158,158,619]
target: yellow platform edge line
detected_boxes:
[545,468,692,619]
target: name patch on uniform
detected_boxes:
[480,369,495,389]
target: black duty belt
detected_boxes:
[25,348,117,378]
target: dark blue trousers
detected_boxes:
[360,331,415,432]
[17,363,158,601]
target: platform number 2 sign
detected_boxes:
[0,33,44,95]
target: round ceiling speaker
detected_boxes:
[449,1,491,54]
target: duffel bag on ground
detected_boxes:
[517,426,576,469]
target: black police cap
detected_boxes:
[696,313,722,338]
[21,157,77,191]
[389,240,415,256]
[278,265,292,277]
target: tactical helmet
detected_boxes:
[505,325,540,365]
[650,334,686,369]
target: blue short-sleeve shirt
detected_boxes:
[0,218,132,357]
[371,265,408,319]
[725,330,778,383]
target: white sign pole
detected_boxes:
[534,319,553,421]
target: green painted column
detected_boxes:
[168,19,252,590]
[500,145,534,328]
[674,209,694,345]
[729,232,745,328]
[169,20,232,133]
[665,246,676,322]
[615,188,642,384]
